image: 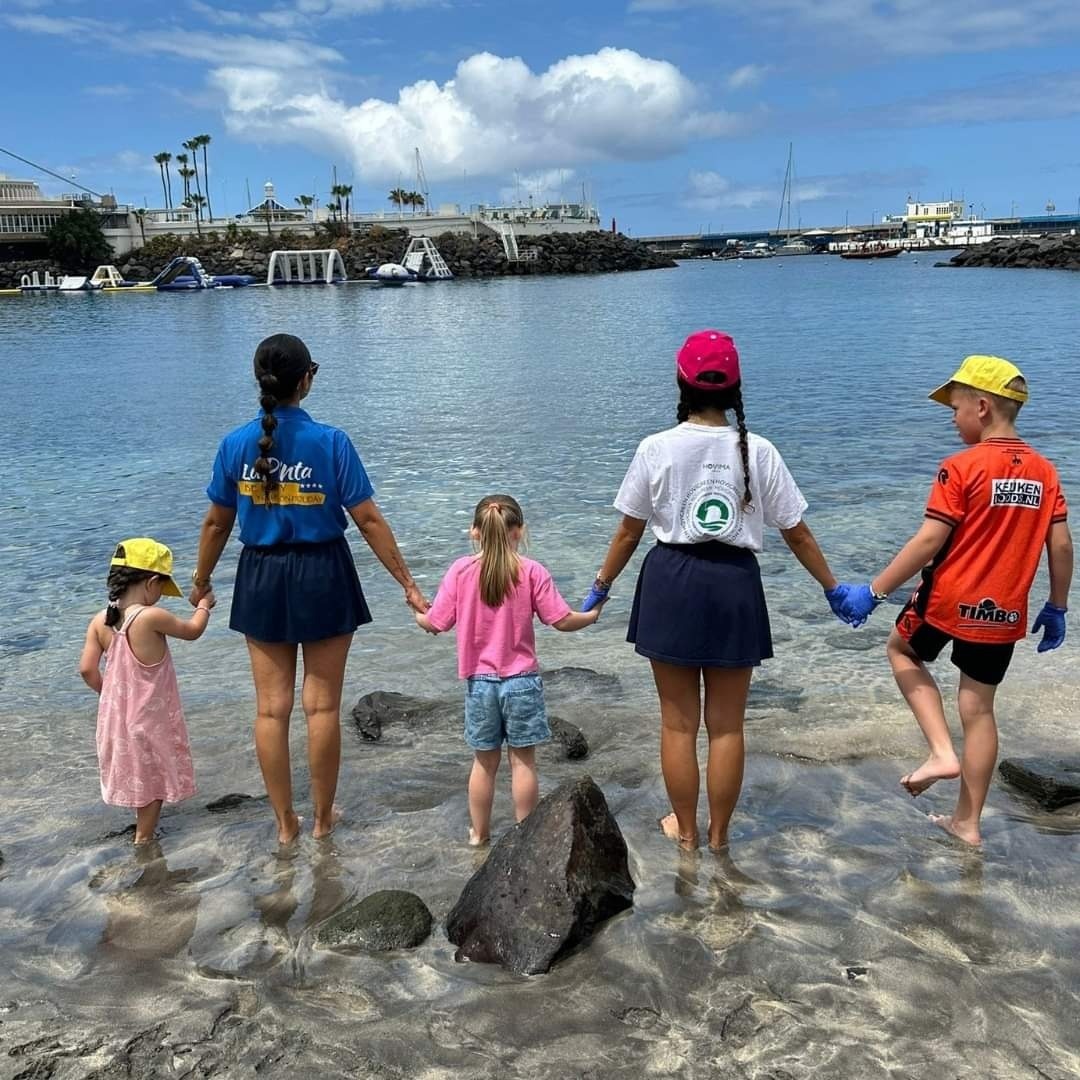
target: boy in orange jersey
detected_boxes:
[842,355,1073,845]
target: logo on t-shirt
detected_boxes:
[681,480,745,542]
[957,597,1020,625]
[991,478,1042,508]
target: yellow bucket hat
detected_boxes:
[110,538,183,597]
[929,354,1028,406]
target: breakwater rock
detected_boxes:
[0,227,674,287]
[943,234,1080,272]
[445,775,634,975]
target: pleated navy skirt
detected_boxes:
[628,541,773,668]
[230,536,372,644]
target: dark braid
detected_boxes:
[676,375,753,506]
[251,334,314,508]
[105,566,158,628]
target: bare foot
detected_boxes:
[312,806,342,840]
[929,813,981,847]
[705,818,728,853]
[468,827,489,847]
[659,812,699,850]
[900,753,961,796]
[278,811,302,845]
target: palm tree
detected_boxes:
[133,207,148,246]
[184,139,203,211]
[329,183,346,222]
[339,184,353,224]
[406,191,425,214]
[190,194,206,236]
[176,154,190,202]
[295,194,315,220]
[388,187,408,214]
[178,167,196,209]
[153,152,172,210]
[194,135,212,221]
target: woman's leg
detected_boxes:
[651,660,703,848]
[507,745,540,822]
[468,749,502,845]
[246,637,300,843]
[134,800,163,844]
[300,633,353,839]
[702,666,753,850]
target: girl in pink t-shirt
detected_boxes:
[416,494,603,845]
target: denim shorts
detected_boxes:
[463,673,550,750]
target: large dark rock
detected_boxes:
[998,758,1080,809]
[548,716,589,759]
[350,691,443,741]
[445,776,634,975]
[317,890,433,951]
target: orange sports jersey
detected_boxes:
[915,438,1067,643]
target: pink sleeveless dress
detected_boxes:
[96,606,197,808]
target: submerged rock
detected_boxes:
[445,776,635,975]
[317,890,433,951]
[548,716,589,759]
[542,666,621,699]
[998,758,1080,809]
[350,691,443,741]
[205,793,257,813]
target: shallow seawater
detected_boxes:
[1,257,1079,1077]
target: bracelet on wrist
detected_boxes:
[191,569,212,588]
[593,576,612,592]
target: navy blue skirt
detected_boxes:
[230,536,372,644]
[627,541,773,667]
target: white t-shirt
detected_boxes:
[614,423,808,550]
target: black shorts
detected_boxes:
[895,604,1014,686]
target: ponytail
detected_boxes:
[473,494,524,607]
[104,565,157,628]
[254,372,280,506]
[731,385,753,507]
[676,376,754,507]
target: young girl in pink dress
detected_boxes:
[79,539,215,844]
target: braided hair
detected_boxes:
[104,565,159,628]
[252,334,314,506]
[677,375,753,507]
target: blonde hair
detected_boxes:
[474,494,524,607]
[955,375,1027,421]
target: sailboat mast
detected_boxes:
[776,142,793,236]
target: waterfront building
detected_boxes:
[0,175,130,257]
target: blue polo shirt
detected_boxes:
[207,406,374,546]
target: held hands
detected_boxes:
[188,582,213,608]
[404,583,429,614]
[1031,602,1067,652]
[197,589,217,611]
[824,583,881,628]
[581,579,611,613]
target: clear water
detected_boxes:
[2,258,1079,1077]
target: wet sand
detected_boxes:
[2,669,1079,1079]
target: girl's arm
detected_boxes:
[141,596,216,642]
[189,503,237,606]
[415,611,439,634]
[870,518,953,597]
[78,614,107,694]
[778,520,839,590]
[553,608,602,632]
[595,515,648,586]
[347,498,428,613]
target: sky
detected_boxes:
[3,0,1080,235]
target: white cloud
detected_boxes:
[189,0,440,31]
[683,171,774,210]
[211,48,751,182]
[497,169,578,206]
[630,0,1080,55]
[726,63,769,90]
[84,84,133,98]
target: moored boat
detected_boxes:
[840,246,903,260]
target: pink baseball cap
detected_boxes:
[676,330,741,388]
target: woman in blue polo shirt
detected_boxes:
[189,333,426,844]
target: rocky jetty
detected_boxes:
[0,226,674,287]
[445,775,634,975]
[942,234,1080,272]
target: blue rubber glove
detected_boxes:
[1031,602,1067,652]
[824,584,854,625]
[843,584,881,629]
[581,581,610,613]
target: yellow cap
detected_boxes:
[109,538,183,597]
[929,354,1028,406]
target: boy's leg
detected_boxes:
[702,666,753,851]
[507,745,539,822]
[246,637,301,844]
[650,660,703,848]
[931,674,999,846]
[887,629,960,795]
[134,800,163,844]
[300,633,353,839]
[468,749,502,845]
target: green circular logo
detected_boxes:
[695,496,733,534]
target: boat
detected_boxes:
[738,242,774,260]
[774,143,813,256]
[840,246,903,260]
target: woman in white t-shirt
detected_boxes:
[584,330,851,851]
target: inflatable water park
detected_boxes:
[0,238,453,297]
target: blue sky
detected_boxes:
[3,0,1080,235]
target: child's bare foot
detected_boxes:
[705,818,728,853]
[468,827,489,847]
[900,753,961,796]
[659,813,699,850]
[278,811,302,845]
[312,806,342,840]
[929,813,981,847]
